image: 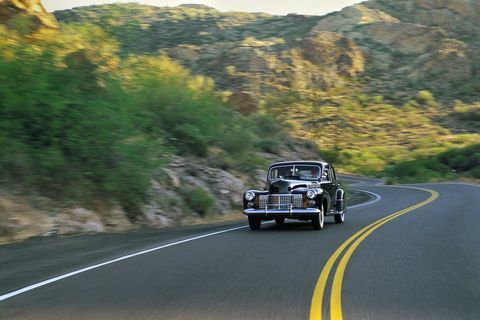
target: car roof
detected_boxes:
[268,160,329,168]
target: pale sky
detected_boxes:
[43,0,363,16]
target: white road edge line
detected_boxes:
[0,225,248,302]
[0,189,383,303]
[348,190,382,209]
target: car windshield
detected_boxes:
[268,165,321,181]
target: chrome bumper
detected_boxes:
[243,207,320,218]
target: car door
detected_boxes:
[330,166,339,199]
[321,165,336,209]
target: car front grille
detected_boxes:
[258,194,304,209]
[259,195,268,208]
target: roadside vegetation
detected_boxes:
[385,144,480,184]
[0,25,291,217]
[264,88,480,179]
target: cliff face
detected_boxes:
[369,0,479,34]
[0,0,476,105]
[0,0,58,31]
[312,0,479,101]
[53,0,480,104]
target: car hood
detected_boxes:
[268,179,315,194]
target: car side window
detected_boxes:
[330,167,337,183]
[323,166,331,181]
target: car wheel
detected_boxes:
[275,218,285,225]
[312,206,325,230]
[334,212,345,224]
[248,216,261,230]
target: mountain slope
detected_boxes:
[54,0,480,104]
[52,1,480,176]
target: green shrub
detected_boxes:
[385,144,479,183]
[469,166,480,179]
[218,124,255,156]
[417,90,437,107]
[183,187,214,217]
[245,114,290,154]
[358,94,369,107]
[385,159,451,184]
[233,154,269,171]
[121,56,258,158]
[0,27,159,213]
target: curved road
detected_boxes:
[0,180,479,319]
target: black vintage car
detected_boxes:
[243,161,346,230]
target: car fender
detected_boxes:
[243,190,268,209]
[335,188,346,212]
[318,191,331,213]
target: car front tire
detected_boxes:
[312,206,325,230]
[248,216,261,230]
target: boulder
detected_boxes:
[83,220,105,233]
[57,207,105,235]
[142,205,173,227]
[228,91,259,115]
[101,203,133,232]
[0,193,53,242]
[313,4,399,33]
[162,168,181,188]
[302,31,365,77]
[360,22,446,55]
[412,39,473,83]
[415,0,471,15]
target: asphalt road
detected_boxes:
[0,179,479,319]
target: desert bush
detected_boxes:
[183,187,214,217]
[0,27,160,213]
[386,144,479,183]
[416,90,437,107]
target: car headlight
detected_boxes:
[306,189,317,200]
[245,191,256,201]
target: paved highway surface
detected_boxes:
[0,178,479,319]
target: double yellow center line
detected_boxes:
[309,187,439,320]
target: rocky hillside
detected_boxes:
[1,146,320,243]
[315,0,480,102]
[54,0,480,105]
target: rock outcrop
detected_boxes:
[0,190,134,243]
[0,0,58,31]
[0,138,321,243]
[0,193,54,242]
[302,31,364,78]
[310,0,479,101]
[312,4,400,33]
